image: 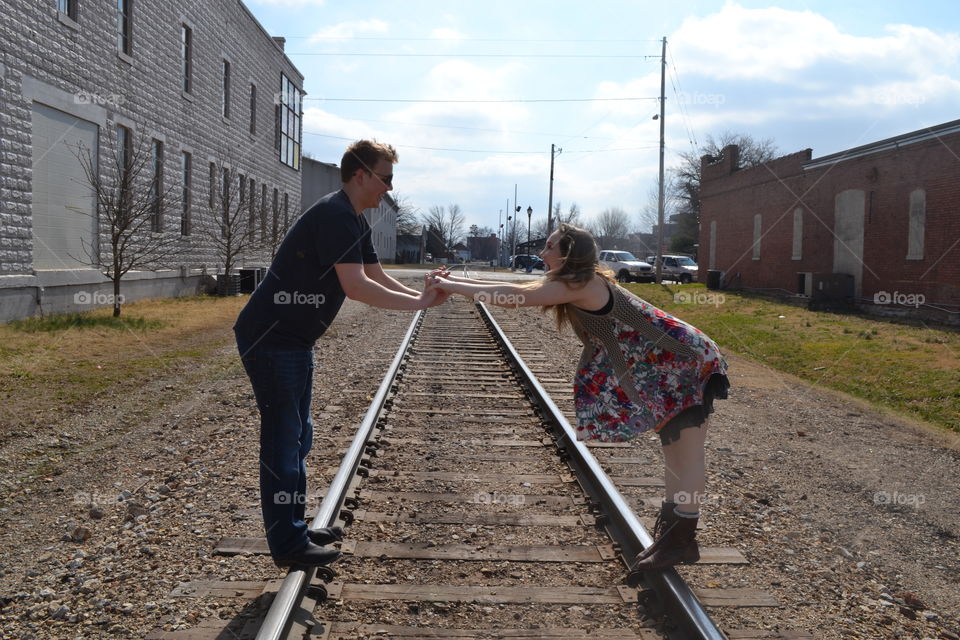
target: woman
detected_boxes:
[428,223,729,570]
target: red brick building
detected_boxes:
[699,119,960,324]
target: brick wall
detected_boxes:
[0,0,303,278]
[699,126,960,315]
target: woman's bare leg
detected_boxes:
[661,420,708,515]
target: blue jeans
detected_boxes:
[235,331,314,557]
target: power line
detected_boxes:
[666,44,700,154]
[282,36,664,43]
[303,130,657,154]
[305,96,658,103]
[287,52,654,59]
[307,114,622,141]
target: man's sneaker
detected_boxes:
[307,525,344,546]
[273,541,340,569]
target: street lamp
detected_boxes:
[526,205,533,259]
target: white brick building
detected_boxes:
[0,0,304,320]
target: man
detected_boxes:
[234,140,443,568]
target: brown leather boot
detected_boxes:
[631,512,700,570]
[634,501,678,561]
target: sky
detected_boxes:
[244,0,960,236]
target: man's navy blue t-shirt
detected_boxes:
[234,189,378,349]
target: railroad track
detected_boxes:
[157,296,795,640]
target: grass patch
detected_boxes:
[624,283,960,433]
[10,313,163,332]
[0,295,248,435]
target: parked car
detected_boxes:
[510,254,545,271]
[645,254,699,283]
[598,250,655,283]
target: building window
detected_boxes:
[260,184,268,241]
[271,187,279,239]
[181,24,192,93]
[117,0,132,55]
[248,177,256,232]
[792,207,802,260]
[58,0,78,20]
[209,161,216,209]
[906,189,925,260]
[283,192,289,229]
[278,74,302,170]
[115,124,133,181]
[221,167,230,235]
[181,151,191,236]
[222,59,231,119]
[752,214,762,261]
[149,139,163,232]
[249,84,257,135]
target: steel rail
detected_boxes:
[255,310,425,640]
[476,301,727,640]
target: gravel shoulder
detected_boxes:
[0,296,957,640]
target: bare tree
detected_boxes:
[198,157,262,291]
[75,131,183,316]
[421,204,466,253]
[447,203,466,247]
[392,191,421,235]
[591,207,631,248]
[670,131,777,254]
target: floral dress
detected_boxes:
[570,284,729,442]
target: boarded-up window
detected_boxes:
[792,208,802,260]
[752,214,761,261]
[906,189,925,260]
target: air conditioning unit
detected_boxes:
[809,273,855,310]
[797,272,813,297]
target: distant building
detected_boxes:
[0,0,303,321]
[466,234,499,262]
[699,119,960,324]
[396,233,425,264]
[301,157,397,263]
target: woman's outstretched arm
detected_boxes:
[430,277,585,308]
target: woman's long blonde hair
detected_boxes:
[541,223,614,330]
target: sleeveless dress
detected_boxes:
[568,282,729,443]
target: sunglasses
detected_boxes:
[369,171,393,187]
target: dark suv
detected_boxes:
[511,255,545,271]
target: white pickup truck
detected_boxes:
[646,254,699,283]
[599,250,655,283]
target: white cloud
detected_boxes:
[385,60,530,143]
[307,19,388,43]
[670,3,960,84]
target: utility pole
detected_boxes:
[655,36,667,284]
[497,208,503,267]
[547,144,562,235]
[511,187,518,270]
